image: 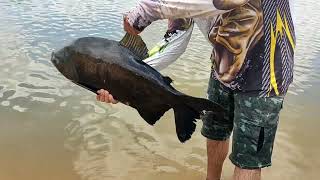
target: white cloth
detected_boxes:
[144,22,194,70]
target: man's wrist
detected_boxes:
[123,15,141,35]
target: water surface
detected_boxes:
[0,0,319,179]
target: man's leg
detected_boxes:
[233,167,261,180]
[201,75,234,180]
[206,139,229,180]
[229,93,284,180]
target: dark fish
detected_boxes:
[51,33,224,142]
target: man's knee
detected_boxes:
[233,166,261,180]
[234,166,261,173]
[207,139,229,163]
[207,139,229,148]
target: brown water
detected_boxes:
[0,0,319,180]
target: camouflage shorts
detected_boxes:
[201,76,284,169]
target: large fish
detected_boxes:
[51,33,224,142]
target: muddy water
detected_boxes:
[0,0,319,179]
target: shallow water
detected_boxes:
[0,0,319,179]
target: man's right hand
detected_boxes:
[96,89,118,104]
[123,15,141,35]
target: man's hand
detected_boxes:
[123,16,141,35]
[96,89,118,104]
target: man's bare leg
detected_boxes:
[206,139,229,180]
[233,166,261,180]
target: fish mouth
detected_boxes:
[51,51,80,82]
[51,52,58,65]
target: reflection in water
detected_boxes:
[65,113,115,180]
[64,108,207,180]
[0,0,319,179]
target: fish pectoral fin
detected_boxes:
[136,105,171,125]
[173,106,198,143]
[119,33,149,60]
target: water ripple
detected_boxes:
[0,0,319,180]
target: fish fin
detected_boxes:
[172,95,225,142]
[137,105,171,125]
[119,33,149,60]
[163,76,173,85]
[173,106,198,143]
[180,95,225,113]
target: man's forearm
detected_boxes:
[212,0,249,10]
[126,0,226,32]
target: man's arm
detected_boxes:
[212,0,249,10]
[96,0,250,103]
[126,0,229,32]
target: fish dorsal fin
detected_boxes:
[163,76,173,85]
[119,33,149,60]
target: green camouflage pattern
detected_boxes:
[201,75,284,169]
[201,75,234,141]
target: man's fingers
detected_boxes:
[102,90,109,102]
[108,94,113,102]
[96,89,118,104]
[97,89,106,102]
[109,94,118,104]
[97,89,103,101]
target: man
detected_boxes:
[97,0,296,179]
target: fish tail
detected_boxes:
[173,95,224,142]
[173,105,198,143]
